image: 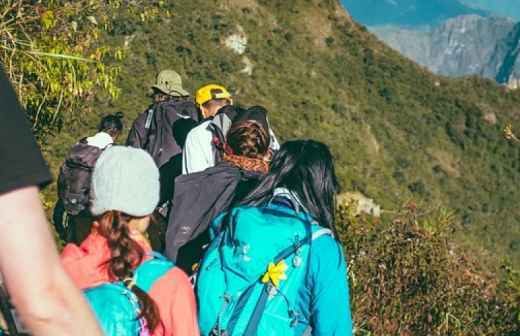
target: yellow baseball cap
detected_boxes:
[195,84,232,107]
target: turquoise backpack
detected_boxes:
[84,253,174,336]
[196,201,332,336]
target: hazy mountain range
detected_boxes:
[342,0,520,88]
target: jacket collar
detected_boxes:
[271,187,309,214]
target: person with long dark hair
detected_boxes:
[61,146,198,335]
[196,140,352,335]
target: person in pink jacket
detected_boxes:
[61,146,199,336]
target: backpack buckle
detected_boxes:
[293,255,302,268]
[210,327,228,336]
[293,237,303,268]
[289,310,300,328]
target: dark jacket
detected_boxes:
[127,99,198,205]
[165,161,264,272]
[126,99,199,169]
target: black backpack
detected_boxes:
[57,139,104,216]
[132,99,199,169]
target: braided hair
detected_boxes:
[97,211,161,332]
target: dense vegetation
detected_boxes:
[41,0,520,267]
[5,0,520,333]
[339,201,519,335]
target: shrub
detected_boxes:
[337,203,519,335]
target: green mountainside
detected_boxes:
[43,0,520,268]
[3,0,516,332]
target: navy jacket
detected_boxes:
[165,161,263,272]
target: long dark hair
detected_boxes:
[97,211,161,332]
[240,140,340,233]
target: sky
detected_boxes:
[342,0,520,26]
[462,0,520,20]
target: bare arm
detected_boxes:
[0,186,103,336]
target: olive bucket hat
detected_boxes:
[152,69,189,97]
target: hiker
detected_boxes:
[183,85,280,175]
[165,106,273,272]
[54,112,124,243]
[127,70,199,210]
[182,84,234,174]
[61,146,199,336]
[0,67,103,335]
[196,140,353,336]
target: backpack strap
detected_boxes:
[133,253,174,293]
[208,123,226,164]
[142,105,157,150]
[224,228,332,335]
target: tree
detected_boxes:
[0,0,166,138]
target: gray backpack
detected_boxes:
[57,139,104,215]
[127,99,199,169]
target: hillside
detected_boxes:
[39,0,520,268]
[2,0,516,333]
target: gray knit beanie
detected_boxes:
[90,146,159,217]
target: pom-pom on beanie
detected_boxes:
[90,146,159,217]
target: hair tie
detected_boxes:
[123,277,136,290]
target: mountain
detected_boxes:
[485,22,520,88]
[371,15,516,75]
[342,1,520,87]
[43,0,520,270]
[342,0,487,27]
[462,0,520,20]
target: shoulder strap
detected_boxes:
[225,228,332,335]
[134,253,174,293]
[142,104,158,150]
[208,122,226,164]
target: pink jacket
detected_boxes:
[61,231,199,336]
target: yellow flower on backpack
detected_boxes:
[261,260,288,288]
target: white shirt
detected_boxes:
[86,131,113,149]
[182,118,281,175]
[182,120,215,174]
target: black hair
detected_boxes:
[240,140,340,233]
[233,106,269,134]
[98,112,124,136]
